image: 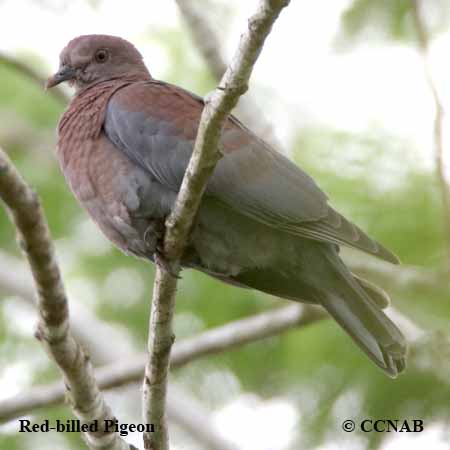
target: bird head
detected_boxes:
[46,34,151,92]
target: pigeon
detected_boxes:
[47,35,407,377]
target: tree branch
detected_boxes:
[0,147,134,450]
[0,303,323,424]
[174,0,282,147]
[412,0,450,268]
[143,2,290,449]
[0,248,249,450]
[0,250,135,365]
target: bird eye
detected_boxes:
[95,49,108,63]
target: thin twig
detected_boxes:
[412,0,450,267]
[0,303,324,424]
[0,52,69,104]
[143,2,290,448]
[0,147,134,450]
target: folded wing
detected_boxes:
[104,80,399,264]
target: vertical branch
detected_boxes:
[413,0,450,266]
[142,270,178,450]
[0,147,134,450]
[142,1,290,449]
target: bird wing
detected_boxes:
[104,80,398,264]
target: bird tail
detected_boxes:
[311,249,407,377]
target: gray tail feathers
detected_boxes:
[315,253,407,377]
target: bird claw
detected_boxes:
[154,251,181,279]
[144,219,181,278]
[144,220,165,247]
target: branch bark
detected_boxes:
[0,303,323,424]
[174,0,282,147]
[0,248,246,450]
[0,147,134,450]
[412,0,450,268]
[143,2,290,449]
[0,250,135,365]
[4,247,439,450]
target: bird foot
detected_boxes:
[143,219,165,247]
[154,250,181,279]
[144,218,181,279]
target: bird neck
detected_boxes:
[57,78,140,160]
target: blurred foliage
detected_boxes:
[1,2,450,450]
[294,127,446,267]
[337,0,450,48]
[150,27,217,94]
[291,127,450,448]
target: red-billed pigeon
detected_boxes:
[47,35,406,377]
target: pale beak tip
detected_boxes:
[45,76,56,90]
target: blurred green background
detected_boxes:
[1,1,450,449]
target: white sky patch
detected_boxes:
[383,423,449,450]
[2,297,37,338]
[214,394,298,450]
[0,362,34,401]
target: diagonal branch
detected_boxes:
[0,147,134,450]
[0,248,253,450]
[0,303,324,424]
[142,2,290,449]
[174,0,282,147]
[0,250,136,365]
[412,0,450,267]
